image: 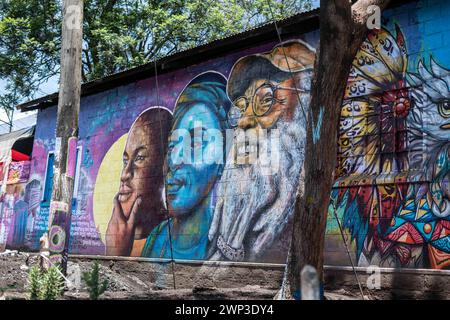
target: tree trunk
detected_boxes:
[287,0,391,298]
[45,0,84,275]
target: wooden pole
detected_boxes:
[45,0,83,274]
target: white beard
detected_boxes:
[208,102,307,261]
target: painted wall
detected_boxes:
[0,161,33,252]
[23,33,317,264]
[326,0,450,269]
[15,0,450,269]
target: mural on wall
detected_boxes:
[8,37,314,264]
[141,72,231,260]
[330,24,450,269]
[90,41,314,262]
[208,40,315,262]
[0,183,29,251]
[103,107,172,257]
[0,161,33,252]
[4,1,449,270]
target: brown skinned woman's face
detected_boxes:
[118,120,161,219]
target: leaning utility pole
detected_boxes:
[45,0,84,274]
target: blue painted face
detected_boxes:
[166,102,223,217]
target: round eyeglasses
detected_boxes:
[227,82,306,128]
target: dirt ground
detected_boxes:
[0,250,367,300]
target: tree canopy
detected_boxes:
[0,0,312,107]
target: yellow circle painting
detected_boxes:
[93,133,128,245]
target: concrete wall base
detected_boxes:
[71,254,450,299]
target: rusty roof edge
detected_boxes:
[16,8,319,112]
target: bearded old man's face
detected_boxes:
[235,77,301,130]
[210,71,309,261]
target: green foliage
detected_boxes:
[39,266,65,300]
[26,265,65,300]
[27,266,42,300]
[82,261,108,300]
[0,0,61,99]
[0,0,312,104]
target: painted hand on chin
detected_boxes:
[105,195,142,256]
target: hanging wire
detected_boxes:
[330,198,367,300]
[153,60,177,290]
[265,1,310,126]
[265,0,367,300]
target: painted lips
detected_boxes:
[440,123,450,130]
[118,185,133,202]
[166,178,185,194]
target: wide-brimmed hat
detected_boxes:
[227,40,315,102]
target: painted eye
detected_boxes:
[254,88,275,116]
[135,155,146,162]
[438,100,450,118]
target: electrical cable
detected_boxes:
[153,60,177,290]
[265,1,310,126]
[330,198,367,300]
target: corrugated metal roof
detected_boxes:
[14,0,418,112]
[16,7,319,112]
[111,7,320,78]
[0,114,37,135]
[85,7,319,83]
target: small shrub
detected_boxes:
[39,266,65,300]
[26,265,65,300]
[27,266,42,300]
[82,261,108,300]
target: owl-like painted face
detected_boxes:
[407,58,450,218]
[408,59,450,139]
